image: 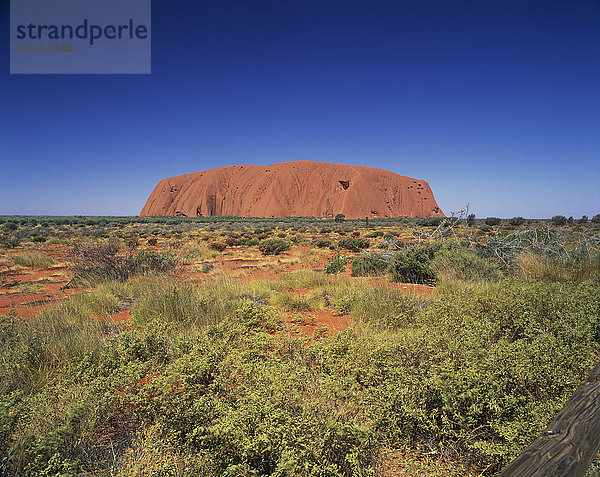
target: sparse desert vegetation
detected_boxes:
[1,214,599,476]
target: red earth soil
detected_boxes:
[284,309,355,337]
[141,160,444,219]
[0,245,81,318]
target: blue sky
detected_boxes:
[1,0,599,218]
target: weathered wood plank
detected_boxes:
[499,361,600,477]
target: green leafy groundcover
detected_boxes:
[1,279,599,476]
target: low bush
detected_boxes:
[224,236,242,247]
[387,243,504,284]
[241,237,260,247]
[259,239,291,255]
[508,217,526,227]
[312,238,333,248]
[1,222,18,233]
[387,243,441,283]
[416,217,443,227]
[29,233,47,243]
[338,237,370,252]
[485,217,502,226]
[0,234,21,248]
[351,253,389,277]
[324,252,348,274]
[208,241,227,252]
[71,241,179,283]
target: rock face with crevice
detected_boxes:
[140,161,444,218]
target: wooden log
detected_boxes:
[499,361,600,477]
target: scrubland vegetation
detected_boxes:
[1,214,599,476]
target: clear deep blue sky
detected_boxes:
[1,0,599,218]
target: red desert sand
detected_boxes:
[141,160,444,219]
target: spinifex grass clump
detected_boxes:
[0,286,122,395]
[431,247,503,283]
[480,226,600,281]
[12,253,54,268]
[514,247,600,282]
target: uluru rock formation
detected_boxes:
[140,161,444,219]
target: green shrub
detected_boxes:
[508,217,526,227]
[71,241,179,283]
[0,235,21,248]
[351,253,388,277]
[551,215,567,226]
[416,217,443,227]
[29,233,47,243]
[1,222,18,233]
[259,239,291,255]
[224,236,242,247]
[209,241,227,252]
[312,238,333,248]
[338,237,370,252]
[388,244,503,285]
[485,217,502,226]
[325,252,349,274]
[387,243,441,283]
